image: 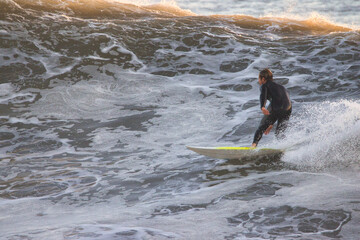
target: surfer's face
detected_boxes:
[258,76,266,85]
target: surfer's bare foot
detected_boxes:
[251,143,257,148]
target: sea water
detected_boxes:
[0,0,359,239]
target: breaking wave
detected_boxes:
[0,0,356,34]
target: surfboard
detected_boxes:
[186,146,284,160]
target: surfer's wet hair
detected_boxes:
[259,68,273,82]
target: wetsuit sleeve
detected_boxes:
[259,85,267,109]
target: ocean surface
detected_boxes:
[0,0,359,239]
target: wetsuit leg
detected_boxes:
[275,107,292,139]
[253,106,277,145]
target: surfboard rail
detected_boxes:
[186,146,284,160]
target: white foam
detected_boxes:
[8,117,41,124]
[0,83,14,97]
[280,100,360,169]
[0,84,37,105]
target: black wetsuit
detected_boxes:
[253,80,292,145]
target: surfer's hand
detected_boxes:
[261,107,270,115]
[264,125,273,135]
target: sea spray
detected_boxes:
[282,100,360,170]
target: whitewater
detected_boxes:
[0,0,359,239]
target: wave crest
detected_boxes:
[2,0,355,34]
[3,0,195,18]
[213,13,354,35]
[144,3,196,17]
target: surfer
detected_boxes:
[252,69,292,147]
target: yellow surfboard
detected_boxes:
[186,146,284,160]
